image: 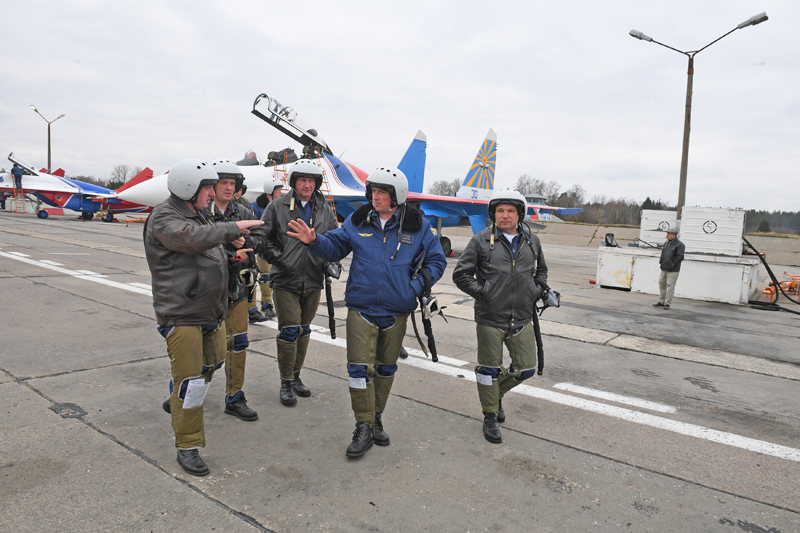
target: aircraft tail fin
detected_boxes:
[39,167,67,177]
[398,130,427,194]
[116,167,154,192]
[456,128,497,201]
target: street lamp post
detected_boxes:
[629,12,768,221]
[29,105,66,174]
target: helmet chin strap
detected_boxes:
[389,204,407,260]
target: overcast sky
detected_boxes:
[2,1,797,211]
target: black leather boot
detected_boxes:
[224,393,258,421]
[346,422,374,457]
[292,370,311,397]
[398,346,408,359]
[483,412,502,444]
[262,303,277,320]
[280,379,296,406]
[248,307,268,323]
[162,398,171,414]
[373,412,390,446]
[497,399,505,423]
[177,448,210,476]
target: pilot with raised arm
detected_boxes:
[452,189,548,444]
[287,167,446,458]
[144,158,263,476]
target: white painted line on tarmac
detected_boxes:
[0,251,152,296]
[75,270,107,277]
[399,346,469,367]
[264,318,800,463]
[7,252,30,257]
[256,321,469,367]
[553,382,678,413]
[6,249,799,462]
[512,382,800,462]
[39,260,64,266]
[396,354,800,463]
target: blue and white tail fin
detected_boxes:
[456,128,497,201]
[398,130,427,194]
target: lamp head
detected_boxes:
[737,12,768,29]
[629,29,653,42]
[29,105,38,112]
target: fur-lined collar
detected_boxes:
[351,203,424,233]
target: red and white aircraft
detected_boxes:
[1,153,151,221]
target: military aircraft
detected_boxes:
[1,153,152,221]
[116,93,582,254]
[249,93,582,253]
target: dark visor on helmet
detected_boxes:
[292,171,322,180]
[216,172,244,181]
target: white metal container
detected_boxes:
[596,247,636,288]
[639,210,677,247]
[679,207,745,257]
[596,246,761,305]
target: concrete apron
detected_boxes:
[10,332,800,532]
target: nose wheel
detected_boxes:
[81,212,94,221]
[439,236,451,257]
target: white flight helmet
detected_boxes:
[365,167,408,207]
[488,189,527,222]
[288,160,323,191]
[264,177,284,196]
[211,158,245,192]
[167,159,219,201]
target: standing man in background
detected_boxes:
[234,184,251,210]
[249,177,285,322]
[654,227,685,310]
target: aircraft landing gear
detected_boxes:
[81,212,94,221]
[439,236,452,257]
[102,211,115,223]
[434,218,452,257]
[36,210,49,219]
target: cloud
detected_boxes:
[1,0,797,210]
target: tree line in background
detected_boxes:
[744,210,800,235]
[70,165,142,190]
[427,175,800,235]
